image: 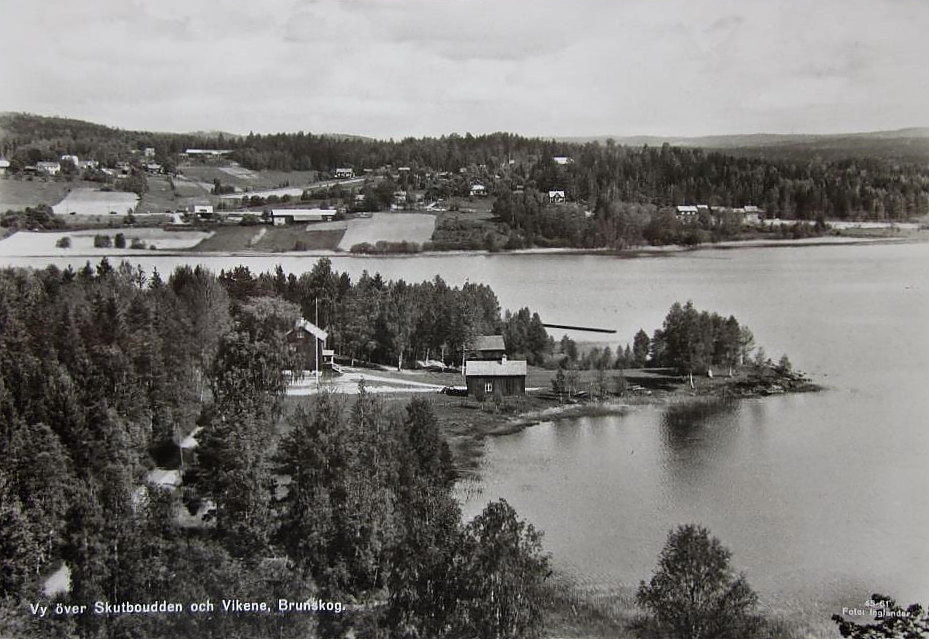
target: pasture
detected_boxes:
[136,177,177,214]
[53,189,139,216]
[338,212,436,250]
[181,164,319,191]
[0,228,212,256]
[0,178,100,211]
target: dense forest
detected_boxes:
[216,259,552,368]
[3,113,929,224]
[0,259,553,638]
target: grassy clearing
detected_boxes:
[0,229,211,255]
[172,175,212,198]
[0,177,99,210]
[253,226,344,252]
[52,188,139,216]
[181,224,345,252]
[541,577,640,638]
[338,212,436,249]
[183,226,265,252]
[136,176,178,214]
[180,165,319,191]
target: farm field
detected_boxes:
[172,175,211,198]
[252,226,345,252]
[180,164,319,191]
[53,188,139,216]
[186,223,346,252]
[0,228,212,255]
[136,176,178,214]
[137,176,218,214]
[0,178,101,211]
[185,226,265,252]
[338,212,436,249]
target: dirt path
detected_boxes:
[286,367,447,396]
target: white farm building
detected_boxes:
[271,208,338,225]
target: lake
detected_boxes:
[3,240,928,617]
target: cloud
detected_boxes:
[1,0,927,137]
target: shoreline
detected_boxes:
[420,366,823,478]
[444,371,829,639]
[0,229,923,261]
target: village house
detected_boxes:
[464,335,507,362]
[286,318,334,373]
[465,357,527,397]
[674,205,700,224]
[0,158,10,175]
[271,208,337,225]
[737,205,762,224]
[334,167,355,179]
[553,156,573,165]
[548,190,566,204]
[36,161,61,176]
[144,147,156,158]
[463,334,527,397]
[185,149,232,159]
[470,183,487,197]
[60,154,80,166]
[190,203,214,216]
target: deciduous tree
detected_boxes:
[636,524,759,639]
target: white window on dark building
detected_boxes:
[485,382,493,393]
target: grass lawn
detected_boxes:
[136,176,178,214]
[184,226,265,251]
[0,177,100,210]
[180,165,319,191]
[184,224,345,252]
[253,226,344,252]
[338,212,436,249]
[53,188,139,217]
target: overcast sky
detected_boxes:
[1,0,926,138]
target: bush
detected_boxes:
[130,238,147,249]
[55,236,71,248]
[93,234,112,248]
[114,233,126,248]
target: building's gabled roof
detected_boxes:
[465,359,527,377]
[469,335,506,352]
[289,318,328,341]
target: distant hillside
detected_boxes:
[557,129,929,163]
[0,113,245,164]
[3,112,928,227]
[184,129,243,140]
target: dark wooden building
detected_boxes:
[464,335,507,362]
[286,319,334,372]
[465,357,527,397]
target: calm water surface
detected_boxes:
[4,241,929,612]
